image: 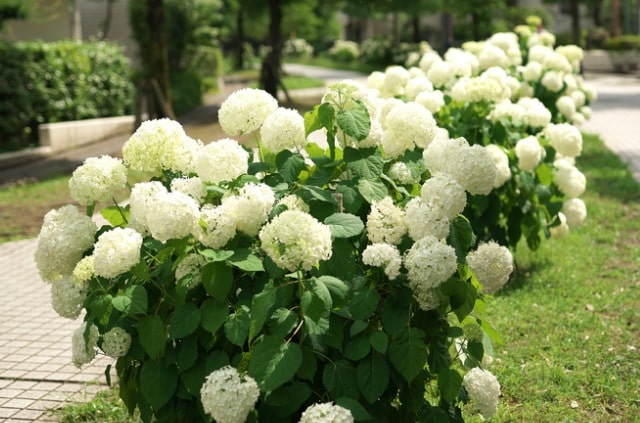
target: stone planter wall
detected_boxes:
[38,115,135,153]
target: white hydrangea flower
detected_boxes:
[35,205,97,283]
[427,60,455,88]
[556,96,577,120]
[544,123,583,158]
[362,243,402,280]
[387,161,419,185]
[299,402,354,423]
[196,204,237,249]
[467,241,514,294]
[195,139,249,184]
[147,191,200,243]
[122,118,191,177]
[367,71,385,90]
[366,197,408,245]
[419,51,443,73]
[571,112,586,126]
[382,65,410,97]
[93,227,143,279]
[72,255,95,283]
[528,30,556,48]
[542,52,573,73]
[381,102,436,158]
[555,159,586,198]
[175,253,208,289]
[423,136,468,176]
[404,235,457,292]
[222,183,275,236]
[528,44,554,63]
[450,76,509,103]
[68,156,127,206]
[404,76,433,101]
[276,195,310,212]
[562,198,587,228]
[170,177,207,203]
[485,145,511,188]
[521,61,543,82]
[128,181,167,235]
[101,327,132,358]
[259,210,332,272]
[415,89,445,114]
[415,288,441,311]
[71,322,99,367]
[160,135,202,175]
[549,212,570,237]
[454,145,497,196]
[518,97,552,128]
[515,136,543,172]
[404,198,450,241]
[580,106,592,120]
[571,90,586,108]
[556,44,583,71]
[421,173,467,220]
[200,366,260,423]
[260,107,307,154]
[218,88,278,135]
[541,71,564,92]
[487,100,524,123]
[477,43,509,70]
[463,368,501,419]
[322,80,378,120]
[50,275,87,319]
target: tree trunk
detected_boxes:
[612,0,620,37]
[570,0,580,45]
[471,11,480,40]
[235,8,244,70]
[440,12,453,53]
[260,0,282,98]
[592,0,603,26]
[146,0,175,119]
[412,15,420,43]
[99,0,115,39]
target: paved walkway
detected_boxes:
[0,65,638,422]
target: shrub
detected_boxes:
[603,35,640,51]
[328,39,360,63]
[283,38,314,59]
[170,70,203,117]
[0,40,134,152]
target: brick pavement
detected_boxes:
[0,67,637,421]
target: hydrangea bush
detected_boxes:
[36,83,512,422]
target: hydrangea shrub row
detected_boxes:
[36,22,592,423]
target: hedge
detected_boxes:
[0,40,134,152]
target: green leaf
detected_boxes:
[202,262,233,302]
[224,308,250,347]
[100,205,129,227]
[140,360,177,410]
[438,368,463,403]
[349,288,380,320]
[229,249,265,272]
[261,382,312,417]
[344,147,383,179]
[447,215,477,262]
[111,295,131,313]
[169,303,201,339]
[324,213,365,238]
[276,151,307,184]
[389,328,428,382]
[536,162,553,186]
[316,276,349,307]
[177,335,199,372]
[322,360,359,399]
[337,101,370,141]
[357,356,389,404]
[249,281,276,342]
[301,278,333,322]
[335,397,372,421]
[479,318,504,346]
[303,316,330,335]
[381,288,412,336]
[249,336,303,392]
[268,308,299,338]
[181,352,229,396]
[304,102,335,136]
[298,185,337,204]
[137,316,166,360]
[440,278,477,321]
[200,299,229,335]
[357,178,388,203]
[369,330,389,354]
[199,249,234,262]
[344,334,371,361]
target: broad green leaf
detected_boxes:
[337,101,370,141]
[248,336,303,392]
[440,278,477,321]
[304,102,335,136]
[536,162,553,186]
[137,316,166,360]
[349,288,380,320]
[381,288,412,336]
[297,349,317,381]
[276,151,306,184]
[111,295,131,313]
[447,215,477,262]
[199,249,234,262]
[479,318,504,346]
[298,185,337,204]
[202,262,233,302]
[169,303,201,339]
[389,328,428,382]
[316,275,349,307]
[301,278,333,322]
[229,249,264,272]
[130,260,150,281]
[249,281,276,342]
[369,330,389,354]
[335,397,372,421]
[200,299,228,334]
[268,308,299,338]
[177,335,198,372]
[224,308,250,347]
[344,334,370,361]
[261,382,312,417]
[437,368,463,403]
[303,315,330,335]
[357,356,389,404]
[322,360,359,399]
[181,351,229,395]
[324,213,364,238]
[140,360,177,410]
[335,181,364,212]
[344,147,383,179]
[357,179,388,203]
[100,205,129,227]
[350,320,369,337]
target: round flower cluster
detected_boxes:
[362,243,402,280]
[259,210,332,272]
[93,227,143,279]
[387,161,419,185]
[50,275,87,319]
[463,367,501,419]
[404,235,457,292]
[35,205,97,283]
[562,198,587,228]
[404,197,450,241]
[450,76,509,103]
[101,327,132,358]
[555,159,586,198]
[68,155,127,206]
[299,402,354,423]
[146,191,200,243]
[170,177,207,203]
[222,183,276,236]
[366,197,408,245]
[195,138,249,184]
[196,204,237,248]
[515,136,543,172]
[259,107,307,153]
[71,322,99,368]
[200,366,260,423]
[420,173,467,220]
[382,101,437,158]
[276,194,310,212]
[544,123,583,158]
[175,253,208,289]
[467,241,514,294]
[218,88,278,135]
[485,145,511,188]
[72,256,95,283]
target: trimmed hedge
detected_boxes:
[0,40,134,151]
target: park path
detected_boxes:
[0,65,638,422]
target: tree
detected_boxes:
[259,0,282,97]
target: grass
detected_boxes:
[53,386,140,423]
